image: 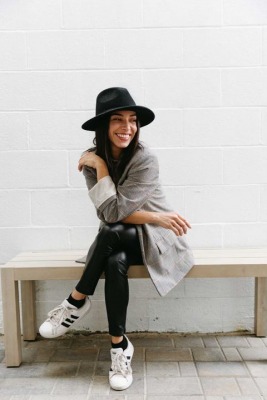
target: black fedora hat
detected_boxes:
[82,87,155,131]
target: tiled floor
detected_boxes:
[1,332,267,399]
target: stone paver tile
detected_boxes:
[246,337,266,347]
[44,361,80,377]
[89,376,110,396]
[179,361,198,376]
[236,377,261,395]
[174,336,204,348]
[200,377,240,396]
[11,396,32,400]
[196,362,248,377]
[0,352,4,363]
[0,377,56,396]
[52,376,91,395]
[216,336,250,348]
[205,397,224,400]
[246,361,267,377]
[32,348,56,363]
[202,337,220,348]
[25,338,72,349]
[21,348,38,363]
[88,395,126,400]
[146,396,204,400]
[70,338,109,349]
[6,396,30,400]
[98,348,113,361]
[131,360,145,375]
[146,348,192,362]
[123,374,144,394]
[192,348,225,362]
[77,360,96,377]
[28,377,58,395]
[29,396,88,400]
[238,347,267,361]
[262,338,267,346]
[91,361,109,376]
[222,348,242,361]
[224,397,262,400]
[146,377,203,395]
[126,395,145,400]
[146,361,180,376]
[50,348,98,362]
[254,378,267,394]
[0,363,47,378]
[127,334,173,347]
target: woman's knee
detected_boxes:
[96,223,123,247]
[99,222,124,239]
[105,251,129,278]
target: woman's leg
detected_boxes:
[103,224,143,339]
[75,223,122,295]
[103,224,143,391]
[39,223,126,338]
[39,222,143,341]
[104,251,129,337]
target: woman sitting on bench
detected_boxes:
[39,87,194,391]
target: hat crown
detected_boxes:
[96,87,136,115]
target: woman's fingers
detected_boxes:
[171,214,192,235]
[177,214,191,229]
[78,152,91,171]
[78,158,85,171]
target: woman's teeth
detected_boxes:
[116,134,130,139]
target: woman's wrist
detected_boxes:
[122,211,159,225]
[149,212,159,224]
[96,159,109,181]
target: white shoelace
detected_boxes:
[47,304,72,327]
[110,352,132,378]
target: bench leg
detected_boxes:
[1,269,22,367]
[21,281,37,341]
[255,277,267,337]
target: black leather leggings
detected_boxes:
[75,222,143,336]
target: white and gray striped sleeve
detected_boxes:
[88,175,116,209]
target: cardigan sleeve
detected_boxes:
[83,148,159,223]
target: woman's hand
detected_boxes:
[78,151,103,171]
[154,212,192,236]
[78,151,110,181]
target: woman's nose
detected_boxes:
[122,121,130,130]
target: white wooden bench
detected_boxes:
[1,248,267,367]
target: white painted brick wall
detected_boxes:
[0,0,266,335]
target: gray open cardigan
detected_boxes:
[83,143,195,297]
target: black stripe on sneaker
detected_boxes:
[61,322,71,328]
[71,315,79,320]
[65,318,75,324]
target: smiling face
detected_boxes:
[108,110,138,159]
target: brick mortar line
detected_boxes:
[1,66,267,72]
[0,25,266,32]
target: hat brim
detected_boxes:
[81,105,155,131]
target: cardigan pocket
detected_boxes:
[154,231,176,254]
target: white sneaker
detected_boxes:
[39,297,91,339]
[109,335,134,391]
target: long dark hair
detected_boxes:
[86,115,142,185]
